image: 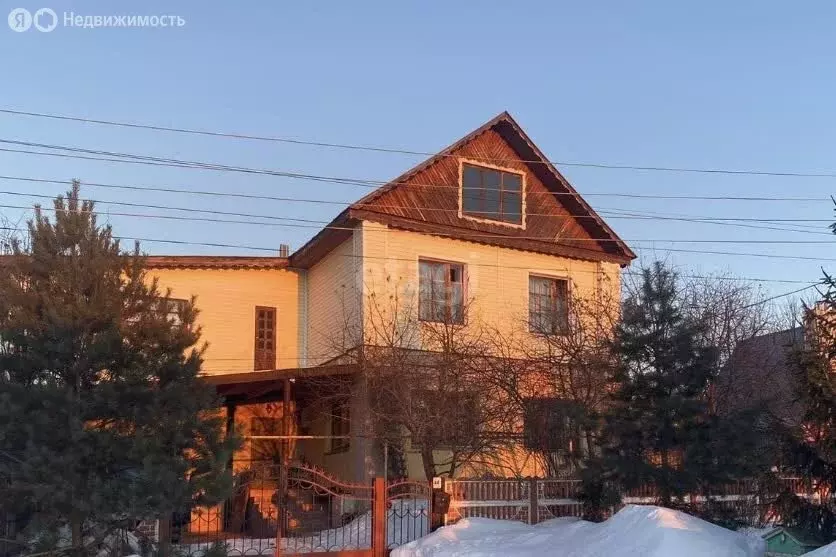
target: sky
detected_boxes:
[2,1,836,300]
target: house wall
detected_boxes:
[359,222,622,479]
[359,221,621,348]
[147,222,623,481]
[296,376,373,483]
[305,229,364,366]
[145,268,300,374]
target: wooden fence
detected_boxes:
[443,477,814,526]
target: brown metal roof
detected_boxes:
[144,255,289,270]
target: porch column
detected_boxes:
[225,403,236,470]
[276,378,291,556]
[223,403,236,534]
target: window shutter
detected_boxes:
[254,306,277,370]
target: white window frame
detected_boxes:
[458,158,527,229]
[527,273,571,335]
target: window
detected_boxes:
[647,449,684,470]
[419,260,464,324]
[254,306,277,370]
[523,398,583,455]
[154,298,187,326]
[250,417,282,462]
[461,162,523,225]
[529,276,569,334]
[329,400,350,453]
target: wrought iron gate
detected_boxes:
[385,480,432,551]
[172,467,435,556]
[280,465,375,556]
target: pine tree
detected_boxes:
[593,262,719,506]
[774,270,836,541]
[0,184,237,553]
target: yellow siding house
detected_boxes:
[146,112,634,488]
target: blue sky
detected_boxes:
[1,1,835,297]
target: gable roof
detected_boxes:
[291,111,635,269]
[763,526,825,547]
[714,327,804,424]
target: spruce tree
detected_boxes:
[593,262,719,506]
[775,270,836,541]
[0,184,237,553]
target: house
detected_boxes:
[714,327,804,426]
[762,526,824,556]
[144,112,635,491]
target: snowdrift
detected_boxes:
[807,541,836,555]
[391,504,765,557]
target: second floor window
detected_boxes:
[461,162,523,225]
[254,306,276,370]
[419,260,464,324]
[529,276,569,334]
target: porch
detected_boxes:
[178,364,377,544]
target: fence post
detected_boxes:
[373,477,386,557]
[529,478,538,525]
[157,516,171,557]
[443,479,452,526]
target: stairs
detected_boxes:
[241,490,333,537]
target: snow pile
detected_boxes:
[392,504,765,557]
[807,542,836,556]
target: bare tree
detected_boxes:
[482,283,620,477]
[681,272,777,368]
[359,277,515,479]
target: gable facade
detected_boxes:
[142,113,634,481]
[144,113,632,375]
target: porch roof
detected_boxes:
[201,363,359,403]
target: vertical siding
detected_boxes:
[296,376,369,483]
[305,228,364,366]
[146,268,300,374]
[360,221,621,345]
[359,222,623,479]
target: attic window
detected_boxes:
[461,162,524,225]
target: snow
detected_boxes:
[807,542,836,556]
[391,504,766,557]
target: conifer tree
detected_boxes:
[0,184,237,553]
[592,262,719,506]
[775,270,836,541]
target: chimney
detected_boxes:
[278,243,290,258]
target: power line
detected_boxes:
[0,138,832,242]
[5,107,836,180]
[2,194,836,244]
[2,173,826,214]
[0,224,825,284]
[0,224,277,252]
[2,139,836,206]
[741,283,821,308]
[0,176,832,240]
[631,245,836,262]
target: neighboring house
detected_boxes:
[144,112,635,484]
[715,328,804,426]
[762,526,824,556]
